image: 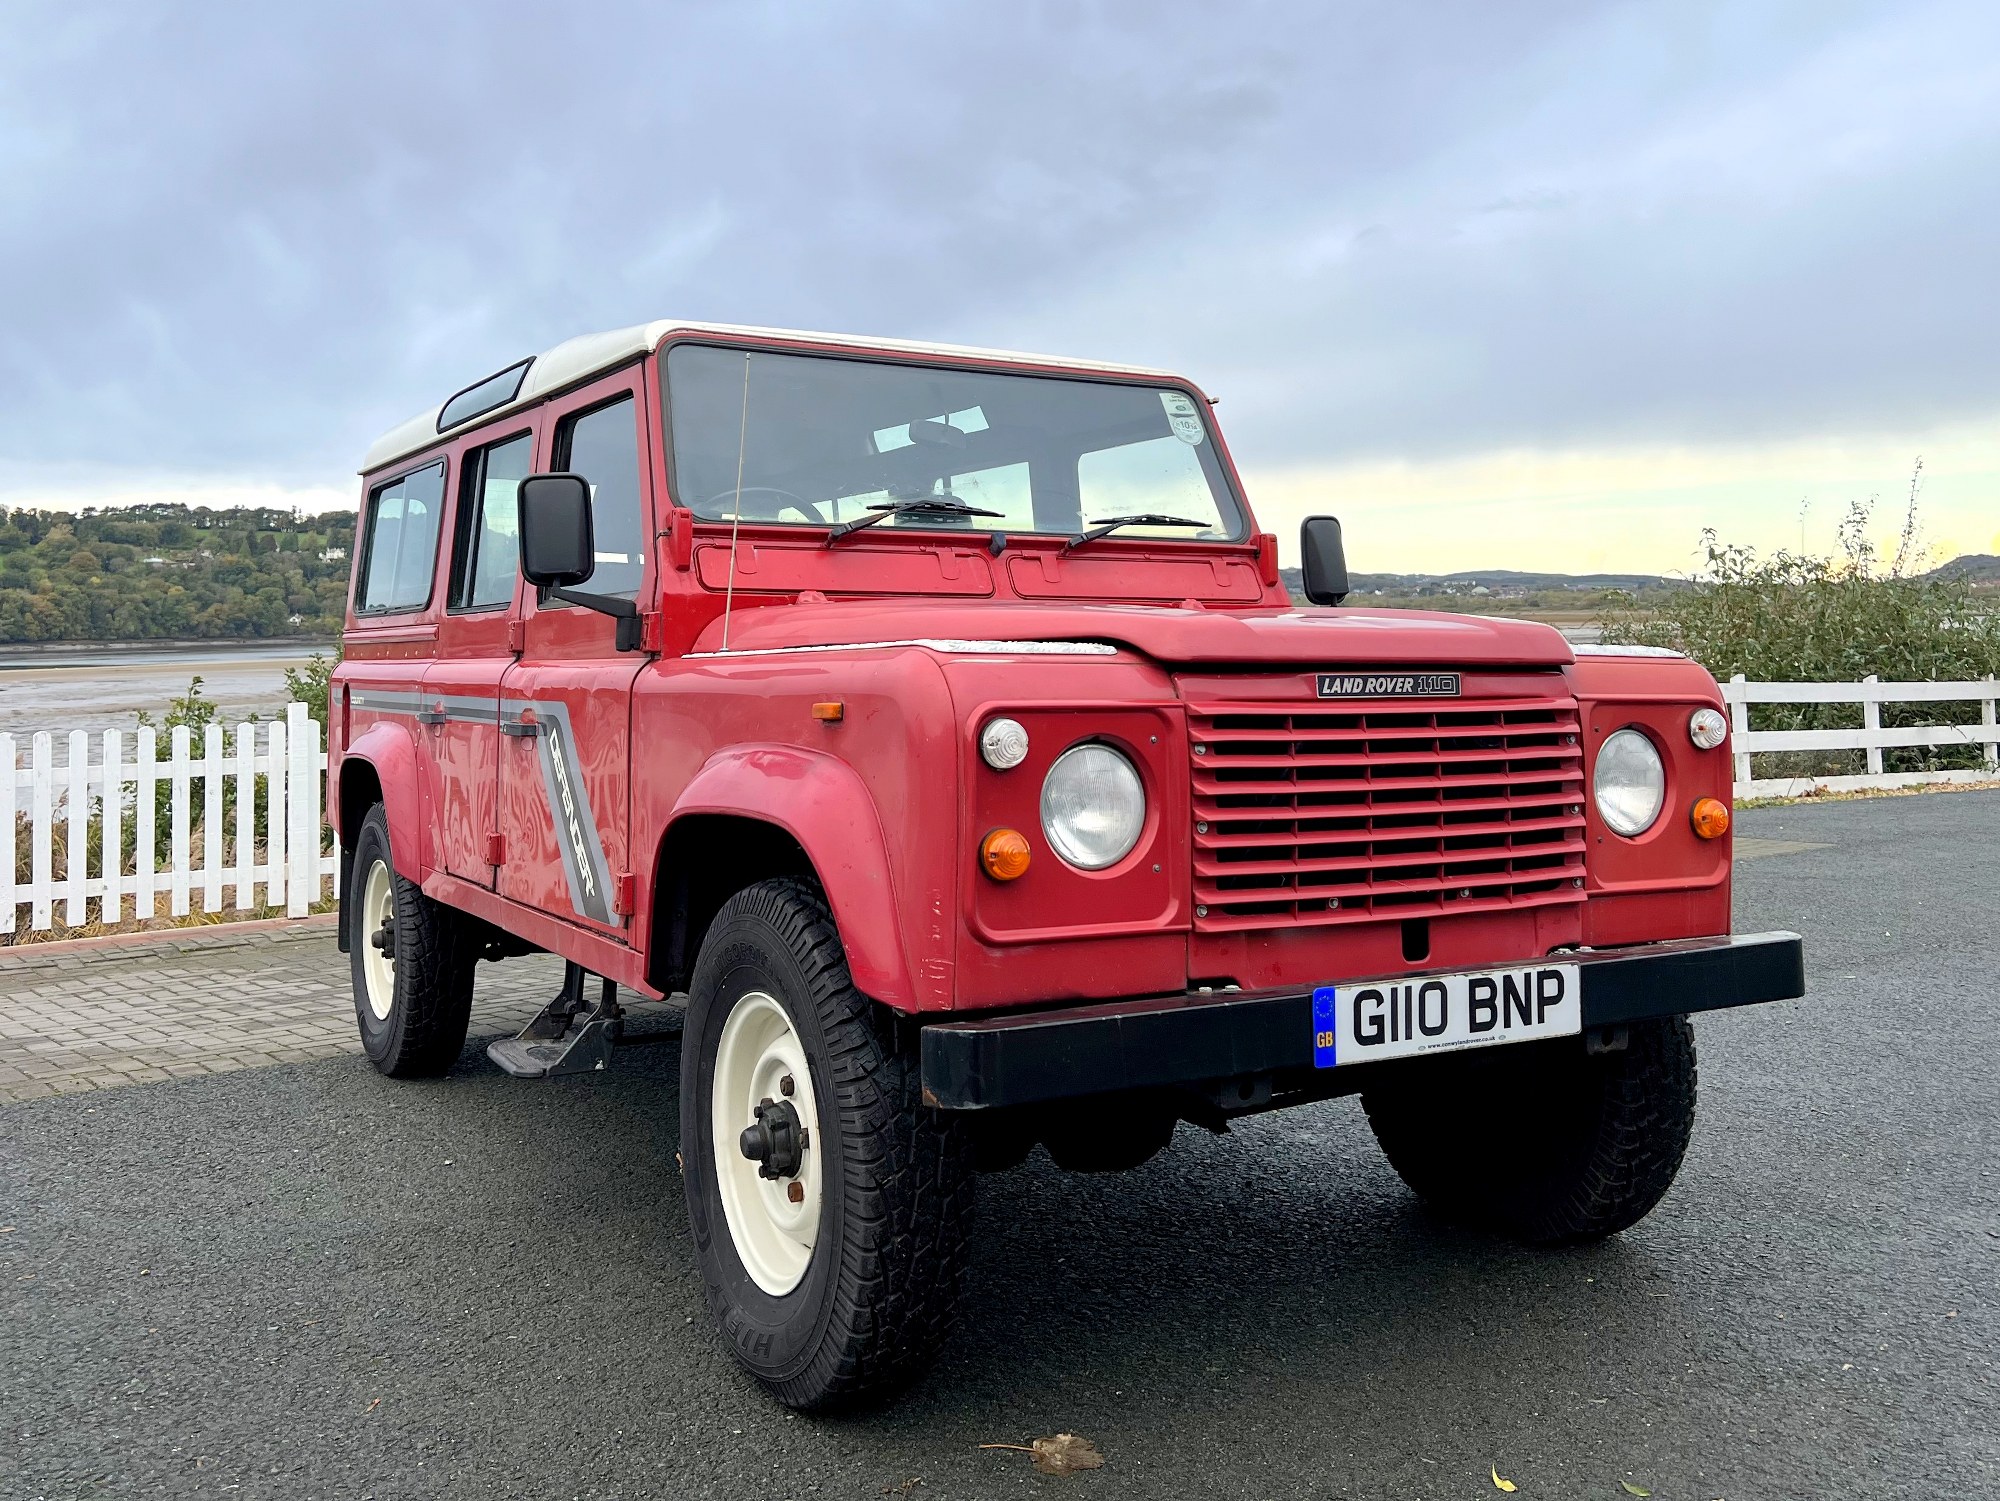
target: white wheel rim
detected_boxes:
[710,990,823,1297]
[359,857,395,1022]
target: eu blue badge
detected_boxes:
[1312,986,1339,1069]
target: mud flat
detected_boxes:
[0,640,335,741]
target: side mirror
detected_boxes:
[1299,515,1349,606]
[518,473,595,588]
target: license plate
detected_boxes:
[1311,963,1581,1068]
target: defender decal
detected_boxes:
[1316,672,1461,699]
[503,698,616,925]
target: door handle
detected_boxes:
[501,717,540,739]
[415,706,447,727]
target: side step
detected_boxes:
[487,962,623,1079]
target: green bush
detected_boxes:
[1597,475,2000,777]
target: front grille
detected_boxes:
[1188,692,1587,932]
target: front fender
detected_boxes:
[336,721,429,883]
[669,744,914,1008]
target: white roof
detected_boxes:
[360,319,1181,474]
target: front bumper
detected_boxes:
[920,931,1804,1110]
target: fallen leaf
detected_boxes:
[1492,1464,1518,1492]
[880,1479,921,1497]
[1621,1483,1651,1497]
[980,1434,1105,1477]
[365,1397,381,1413]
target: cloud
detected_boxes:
[1,0,1996,571]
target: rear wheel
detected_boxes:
[1362,1016,1697,1245]
[681,877,974,1410]
[347,804,476,1078]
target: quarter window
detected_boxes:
[357,461,446,613]
[449,433,531,610]
[556,396,645,600]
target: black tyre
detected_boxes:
[1362,1016,1697,1245]
[347,804,476,1078]
[681,877,974,1410]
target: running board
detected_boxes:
[486,962,623,1079]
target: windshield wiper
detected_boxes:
[825,495,1004,544]
[1063,514,1209,552]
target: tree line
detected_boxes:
[0,503,356,642]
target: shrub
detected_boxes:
[1596,468,2000,777]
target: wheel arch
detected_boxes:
[332,722,427,881]
[646,746,915,1008]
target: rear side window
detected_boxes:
[557,396,645,600]
[449,432,531,610]
[357,461,446,613]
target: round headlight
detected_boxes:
[1040,743,1145,870]
[1688,707,1728,750]
[1593,728,1666,837]
[980,717,1030,770]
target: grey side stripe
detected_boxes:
[351,687,615,925]
[350,690,499,724]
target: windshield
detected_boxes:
[665,344,1246,541]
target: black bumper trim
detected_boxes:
[920,931,1804,1110]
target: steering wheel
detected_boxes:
[703,486,820,524]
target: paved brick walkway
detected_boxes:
[0,922,667,1102]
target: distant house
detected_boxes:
[319,546,347,562]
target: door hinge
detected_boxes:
[506,618,526,654]
[612,872,637,917]
[640,610,665,653]
[484,833,506,866]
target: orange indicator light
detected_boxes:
[810,701,845,723]
[1690,797,1731,840]
[980,828,1032,881]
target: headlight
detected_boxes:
[1040,743,1145,869]
[1688,707,1727,750]
[1593,728,1666,837]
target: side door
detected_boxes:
[420,423,538,882]
[496,369,652,934]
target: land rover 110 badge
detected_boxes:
[1315,672,1462,698]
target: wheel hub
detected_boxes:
[739,1097,807,1180]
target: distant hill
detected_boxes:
[1926,554,2000,583]
[1278,566,1675,602]
[0,503,354,643]
[1281,554,2000,601]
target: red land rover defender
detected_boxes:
[332,321,1805,1409]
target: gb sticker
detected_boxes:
[1159,390,1205,445]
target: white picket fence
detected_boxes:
[1725,675,2000,799]
[2,702,331,935]
[2,679,1995,935]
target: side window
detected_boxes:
[356,461,446,613]
[449,432,531,610]
[557,395,644,600]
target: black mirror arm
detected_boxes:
[545,586,645,652]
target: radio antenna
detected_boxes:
[719,351,752,652]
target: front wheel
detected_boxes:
[347,804,476,1078]
[1362,1016,1697,1245]
[681,878,974,1410]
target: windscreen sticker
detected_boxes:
[1159,391,1204,445]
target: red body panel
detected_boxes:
[332,326,1738,1020]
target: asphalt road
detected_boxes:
[6,793,1998,1500]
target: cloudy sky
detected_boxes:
[3,0,1997,573]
